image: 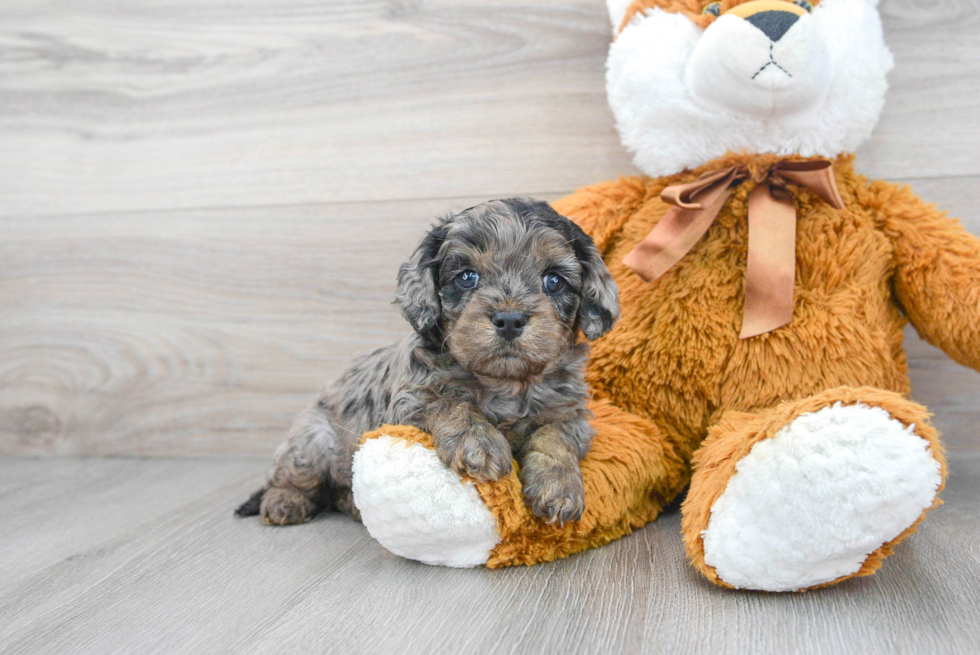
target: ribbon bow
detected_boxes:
[622,160,845,339]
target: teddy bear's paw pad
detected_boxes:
[351,435,500,567]
[702,402,942,591]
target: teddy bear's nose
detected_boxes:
[744,10,800,42]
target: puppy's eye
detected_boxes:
[542,273,565,295]
[456,270,480,290]
[794,0,812,12]
[702,2,722,16]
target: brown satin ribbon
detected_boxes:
[623,160,845,339]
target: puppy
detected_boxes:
[235,198,619,526]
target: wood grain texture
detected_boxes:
[1,455,979,654]
[858,0,980,179]
[0,0,977,218]
[1,184,977,457]
[1,0,979,458]
[2,2,979,653]
[0,0,630,217]
[0,196,509,456]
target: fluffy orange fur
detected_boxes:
[616,0,826,34]
[362,398,687,567]
[364,151,977,587]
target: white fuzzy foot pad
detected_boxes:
[351,435,500,568]
[702,403,943,591]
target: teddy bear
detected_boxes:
[347,0,980,591]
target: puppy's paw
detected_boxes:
[520,455,585,525]
[439,424,513,482]
[260,487,315,526]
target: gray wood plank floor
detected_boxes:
[2,0,980,652]
[2,455,980,655]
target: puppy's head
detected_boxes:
[396,198,619,380]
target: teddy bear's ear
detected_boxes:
[395,219,449,342]
[607,0,635,33]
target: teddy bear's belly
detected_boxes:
[587,208,910,448]
[588,287,911,448]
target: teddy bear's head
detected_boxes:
[606,0,893,176]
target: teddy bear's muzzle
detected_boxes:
[685,1,833,119]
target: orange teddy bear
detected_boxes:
[350,0,979,591]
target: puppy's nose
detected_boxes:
[491,311,528,340]
[745,10,799,42]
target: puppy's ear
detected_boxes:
[538,205,619,340]
[574,229,620,341]
[396,219,449,340]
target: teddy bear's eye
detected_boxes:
[794,0,813,12]
[702,2,722,16]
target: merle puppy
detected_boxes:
[236,198,619,526]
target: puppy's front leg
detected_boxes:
[520,420,592,524]
[429,400,513,482]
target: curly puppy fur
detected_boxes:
[235,198,620,526]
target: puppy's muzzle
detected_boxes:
[492,311,528,340]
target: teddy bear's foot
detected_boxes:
[683,387,946,592]
[351,431,501,567]
[352,400,689,568]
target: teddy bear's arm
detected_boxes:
[875,180,980,372]
[551,176,652,251]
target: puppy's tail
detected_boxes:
[234,486,266,517]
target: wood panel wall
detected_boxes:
[2,0,978,456]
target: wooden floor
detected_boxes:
[1,455,979,655]
[2,0,980,653]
